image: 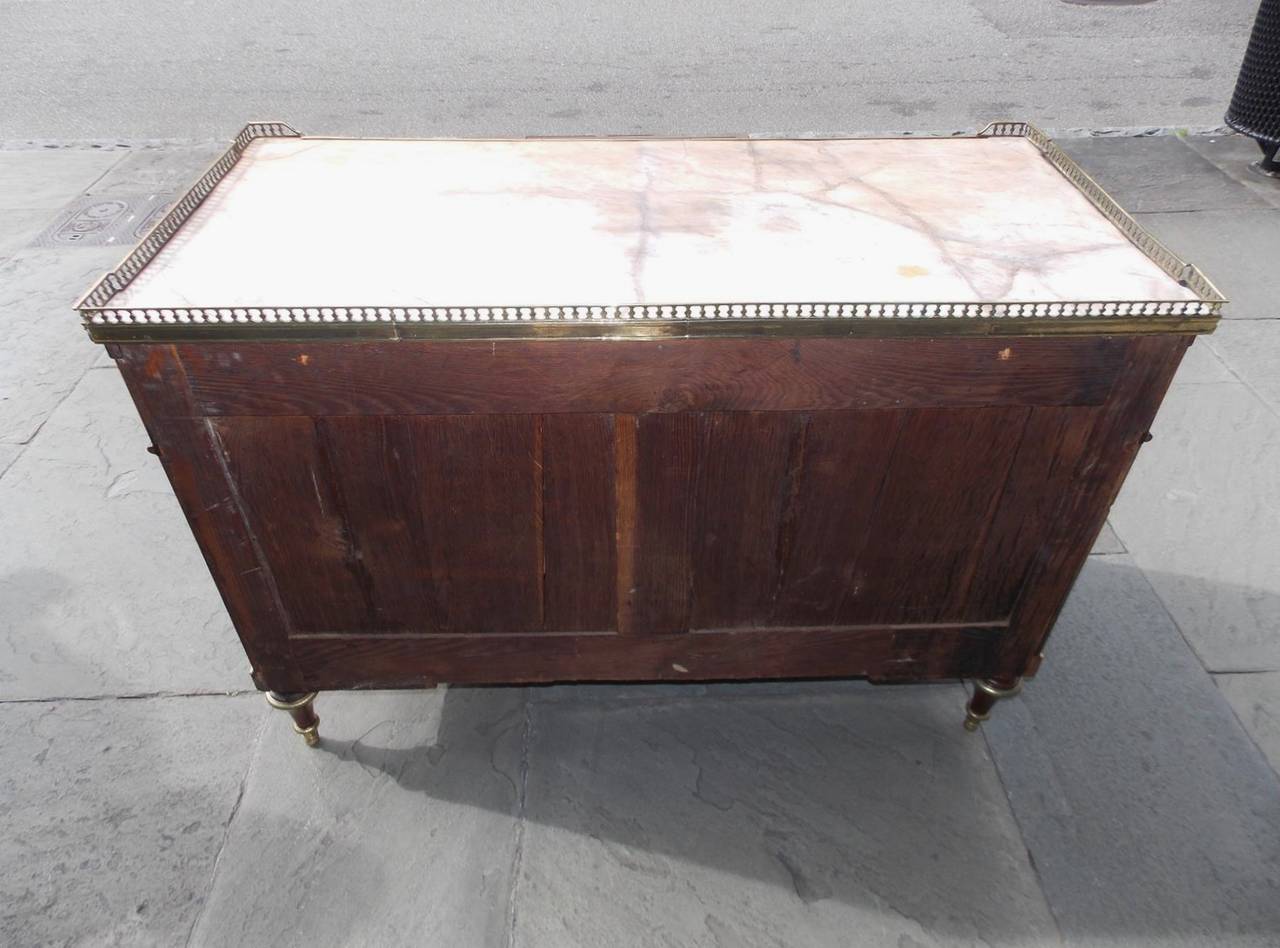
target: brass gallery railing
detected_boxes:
[76,121,1226,342]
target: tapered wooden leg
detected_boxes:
[266,691,320,747]
[963,677,1023,731]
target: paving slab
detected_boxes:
[0,149,122,210]
[1170,336,1234,385]
[1134,208,1280,320]
[1109,380,1280,672]
[189,688,525,948]
[0,366,250,699]
[1204,318,1280,416]
[1215,672,1280,781]
[0,247,122,444]
[25,145,234,254]
[0,208,56,257]
[514,681,1058,947]
[1183,134,1280,210]
[0,441,21,480]
[1058,136,1266,214]
[83,143,228,197]
[1090,521,1125,555]
[984,556,1280,947]
[0,694,263,948]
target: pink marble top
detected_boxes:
[107,136,1196,310]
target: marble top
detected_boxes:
[105,136,1198,312]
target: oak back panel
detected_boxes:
[110,335,1186,689]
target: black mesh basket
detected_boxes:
[1227,0,1280,171]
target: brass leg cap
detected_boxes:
[295,720,321,747]
[963,710,988,732]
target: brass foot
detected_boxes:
[962,678,1023,732]
[265,691,320,747]
[295,721,321,747]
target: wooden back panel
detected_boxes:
[206,405,1078,636]
[110,335,1187,690]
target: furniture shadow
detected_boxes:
[311,557,1280,943]
[317,679,1056,941]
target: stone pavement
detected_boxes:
[1,134,1278,948]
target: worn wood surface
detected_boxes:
[109,345,303,690]
[109,334,1188,692]
[995,334,1190,677]
[165,337,1125,417]
[289,624,1003,690]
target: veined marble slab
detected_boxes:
[108,136,1197,310]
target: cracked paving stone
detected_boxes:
[1168,337,1234,385]
[1204,318,1280,417]
[188,688,526,948]
[0,367,250,699]
[0,442,21,480]
[514,681,1058,947]
[0,694,263,948]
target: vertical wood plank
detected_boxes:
[958,406,1100,621]
[407,415,541,634]
[308,416,446,631]
[542,414,616,631]
[836,406,1030,624]
[212,416,381,633]
[770,411,904,625]
[630,413,703,634]
[212,414,544,635]
[532,415,545,629]
[688,413,799,628]
[614,414,639,635]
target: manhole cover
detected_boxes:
[30,193,175,248]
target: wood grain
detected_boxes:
[629,413,702,634]
[769,411,903,624]
[163,336,1126,417]
[542,414,616,631]
[107,332,1193,696]
[687,413,800,628]
[996,334,1191,676]
[110,346,301,690]
[614,414,639,635]
[833,406,1029,624]
[211,415,545,634]
[960,406,1100,621]
[288,623,1004,690]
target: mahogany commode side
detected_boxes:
[77,121,1224,744]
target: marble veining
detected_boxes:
[108,136,1197,310]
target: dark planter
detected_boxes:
[1227,0,1280,175]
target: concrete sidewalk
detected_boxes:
[1,133,1278,947]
